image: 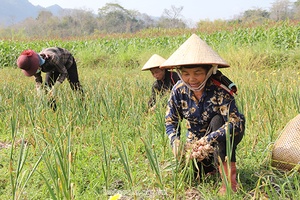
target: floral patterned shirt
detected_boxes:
[165,79,245,146]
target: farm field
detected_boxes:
[0,22,300,199]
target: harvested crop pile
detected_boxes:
[185,137,215,162]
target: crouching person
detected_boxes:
[142,54,180,112]
[161,34,245,195]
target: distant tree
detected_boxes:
[36,11,53,21]
[136,13,156,28]
[22,11,57,37]
[9,9,99,38]
[97,3,144,33]
[158,5,186,28]
[60,9,97,36]
[162,5,183,19]
[291,0,300,20]
[128,10,156,30]
[240,8,270,22]
[7,17,37,39]
[157,17,186,29]
[270,0,292,21]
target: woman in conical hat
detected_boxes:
[142,54,180,112]
[161,34,245,195]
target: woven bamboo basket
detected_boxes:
[272,114,300,172]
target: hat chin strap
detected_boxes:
[176,65,218,92]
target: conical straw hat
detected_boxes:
[160,34,229,69]
[141,54,166,71]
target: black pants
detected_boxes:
[215,116,244,163]
[193,115,244,179]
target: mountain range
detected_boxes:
[0,0,64,26]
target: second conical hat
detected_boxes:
[160,34,229,69]
[141,54,166,71]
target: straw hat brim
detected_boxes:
[141,54,166,71]
[160,34,229,69]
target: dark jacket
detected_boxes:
[148,70,180,108]
[34,47,74,84]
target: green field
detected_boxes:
[0,22,300,199]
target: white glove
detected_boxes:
[49,81,61,97]
[36,82,43,97]
[172,139,180,159]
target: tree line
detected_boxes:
[0,0,299,39]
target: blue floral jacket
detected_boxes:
[165,79,245,146]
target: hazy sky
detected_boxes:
[29,0,279,22]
